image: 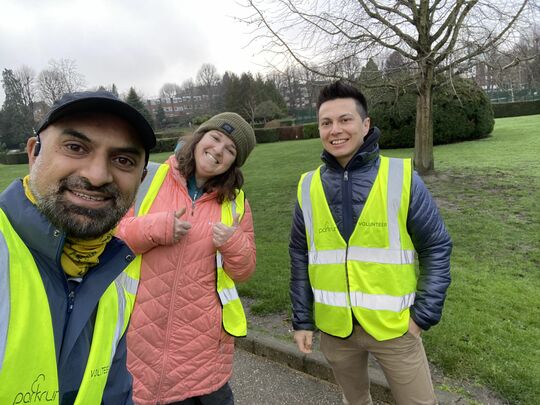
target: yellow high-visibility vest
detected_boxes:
[135,162,247,337]
[0,209,141,404]
[298,156,416,341]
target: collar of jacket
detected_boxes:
[321,126,381,172]
[0,180,65,264]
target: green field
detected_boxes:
[1,115,539,403]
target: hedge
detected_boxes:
[0,152,28,165]
[491,100,540,118]
[155,129,183,139]
[303,123,318,139]
[151,137,179,153]
[277,125,304,141]
[254,128,279,143]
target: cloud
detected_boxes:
[0,0,267,103]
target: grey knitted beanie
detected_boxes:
[195,112,256,167]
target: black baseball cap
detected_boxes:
[36,90,156,153]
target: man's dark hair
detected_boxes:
[317,81,368,119]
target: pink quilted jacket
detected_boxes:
[116,156,256,404]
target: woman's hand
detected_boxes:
[173,208,192,242]
[212,214,240,247]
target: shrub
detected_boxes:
[492,100,540,118]
[264,119,281,129]
[155,129,184,139]
[277,125,304,141]
[369,77,494,148]
[303,123,319,139]
[192,115,211,125]
[151,137,178,153]
[254,128,279,143]
[0,151,28,165]
[279,118,294,126]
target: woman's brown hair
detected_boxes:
[175,132,244,204]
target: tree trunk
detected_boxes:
[414,65,435,175]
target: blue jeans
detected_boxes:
[167,382,234,405]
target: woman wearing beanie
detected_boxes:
[116,112,257,405]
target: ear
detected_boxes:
[362,117,371,135]
[141,167,148,182]
[27,136,39,168]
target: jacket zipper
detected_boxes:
[67,290,75,313]
[156,218,188,402]
[191,192,197,215]
[342,170,354,326]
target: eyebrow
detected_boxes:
[213,131,237,149]
[60,128,145,156]
[320,113,354,120]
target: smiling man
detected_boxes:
[289,81,452,405]
[0,90,156,405]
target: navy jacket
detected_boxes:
[0,180,134,405]
[289,128,452,332]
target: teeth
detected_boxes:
[206,152,218,163]
[72,191,106,201]
[331,139,347,145]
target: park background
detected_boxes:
[1,1,540,403]
[1,113,538,403]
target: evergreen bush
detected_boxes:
[303,123,319,139]
[254,128,279,143]
[368,77,494,148]
[0,151,28,165]
[151,137,178,153]
[492,100,540,118]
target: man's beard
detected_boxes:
[31,175,135,239]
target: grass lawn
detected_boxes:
[1,115,538,403]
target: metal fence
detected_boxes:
[485,88,540,104]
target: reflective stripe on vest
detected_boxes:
[135,161,170,216]
[0,208,140,404]
[133,163,248,337]
[217,192,248,337]
[299,156,416,340]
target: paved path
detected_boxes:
[231,347,344,405]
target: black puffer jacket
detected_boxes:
[289,127,452,332]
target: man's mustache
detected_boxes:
[57,176,119,199]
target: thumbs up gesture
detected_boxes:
[212,214,240,247]
[173,208,192,243]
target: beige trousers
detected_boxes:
[320,324,436,405]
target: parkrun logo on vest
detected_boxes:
[358,221,387,228]
[12,374,58,404]
[318,222,337,234]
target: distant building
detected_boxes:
[146,88,213,122]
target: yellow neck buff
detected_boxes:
[23,175,113,277]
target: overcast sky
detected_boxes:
[0,0,268,103]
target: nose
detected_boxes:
[79,157,113,187]
[330,121,342,135]
[214,142,225,156]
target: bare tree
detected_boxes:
[479,27,540,95]
[244,0,534,173]
[13,65,37,117]
[159,82,182,99]
[37,58,86,105]
[181,78,197,112]
[267,64,304,112]
[196,63,220,89]
[196,63,220,111]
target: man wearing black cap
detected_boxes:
[0,90,156,405]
